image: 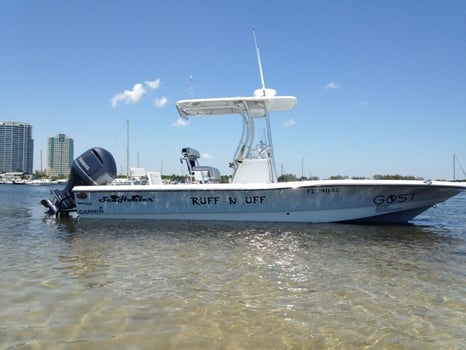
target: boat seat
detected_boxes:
[181,147,220,183]
[147,171,162,185]
[191,166,221,183]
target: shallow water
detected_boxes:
[1,185,465,349]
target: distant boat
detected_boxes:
[12,179,27,185]
[41,34,466,223]
[26,178,55,186]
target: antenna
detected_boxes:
[189,75,193,98]
[253,28,266,94]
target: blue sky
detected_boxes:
[1,0,465,180]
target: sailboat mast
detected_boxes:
[126,119,130,178]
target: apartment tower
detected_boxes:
[0,121,34,174]
[47,134,74,177]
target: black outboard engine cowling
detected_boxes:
[41,147,117,216]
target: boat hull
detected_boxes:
[72,180,465,223]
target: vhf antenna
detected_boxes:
[253,28,266,96]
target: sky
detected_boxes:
[1,0,465,180]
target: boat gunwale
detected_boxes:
[72,179,466,193]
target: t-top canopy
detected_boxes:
[176,95,297,119]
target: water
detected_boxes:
[1,185,465,349]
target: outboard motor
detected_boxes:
[41,147,117,216]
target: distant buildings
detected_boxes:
[47,134,74,177]
[0,122,75,177]
[0,121,33,174]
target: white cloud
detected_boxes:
[111,83,146,107]
[111,78,162,108]
[145,78,161,90]
[282,118,296,127]
[172,118,189,127]
[201,153,213,159]
[154,96,168,108]
[323,82,339,91]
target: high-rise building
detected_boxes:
[47,134,74,177]
[0,121,34,174]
